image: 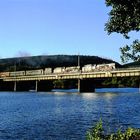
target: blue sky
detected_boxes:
[0,0,139,63]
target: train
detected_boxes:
[0,63,116,78]
[82,63,116,72]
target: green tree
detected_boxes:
[105,0,140,63]
[53,79,65,89]
[120,40,140,63]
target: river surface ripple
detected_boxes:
[0,88,140,140]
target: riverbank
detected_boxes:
[87,120,140,140]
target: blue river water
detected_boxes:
[0,88,140,140]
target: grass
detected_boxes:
[86,119,140,140]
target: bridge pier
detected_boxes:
[139,81,140,93]
[14,81,17,92]
[78,79,95,92]
[35,80,38,92]
[14,81,37,91]
[78,79,80,92]
[38,80,53,91]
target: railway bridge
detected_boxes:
[0,67,140,92]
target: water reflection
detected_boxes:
[81,92,118,100]
[81,93,98,100]
[103,92,118,99]
[53,91,67,95]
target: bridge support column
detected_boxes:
[35,80,38,92]
[37,80,53,91]
[139,81,140,93]
[78,79,80,92]
[14,81,17,92]
[78,79,95,92]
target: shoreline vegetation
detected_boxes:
[86,119,140,140]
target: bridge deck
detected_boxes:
[2,68,140,81]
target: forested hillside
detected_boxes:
[0,55,120,72]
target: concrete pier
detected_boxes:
[78,79,95,92]
[14,81,17,92]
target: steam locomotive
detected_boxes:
[0,63,116,77]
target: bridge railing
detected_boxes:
[112,67,140,71]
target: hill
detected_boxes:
[0,55,121,72]
[123,61,140,68]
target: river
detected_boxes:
[0,88,140,140]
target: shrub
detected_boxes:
[86,120,140,140]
